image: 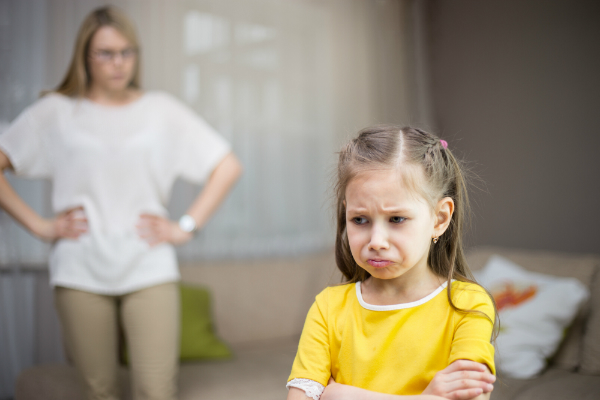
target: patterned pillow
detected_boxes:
[474,255,588,378]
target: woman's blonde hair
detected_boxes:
[47,6,141,97]
[334,125,497,337]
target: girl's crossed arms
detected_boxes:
[286,126,497,400]
[295,360,494,400]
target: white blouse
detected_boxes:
[0,92,230,294]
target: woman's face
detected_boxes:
[87,26,137,93]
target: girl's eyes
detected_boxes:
[390,216,406,224]
[351,216,406,224]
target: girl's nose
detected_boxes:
[368,226,389,251]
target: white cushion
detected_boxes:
[474,255,589,378]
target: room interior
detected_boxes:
[1,0,599,399]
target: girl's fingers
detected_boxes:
[446,378,494,393]
[445,360,488,373]
[448,388,484,400]
[449,370,495,384]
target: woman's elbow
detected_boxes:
[0,150,13,172]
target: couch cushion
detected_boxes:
[492,368,600,400]
[512,368,600,400]
[466,246,598,371]
[474,255,589,378]
[489,374,537,400]
[179,284,233,361]
[179,251,339,346]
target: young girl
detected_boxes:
[286,126,497,400]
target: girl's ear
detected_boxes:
[433,197,454,238]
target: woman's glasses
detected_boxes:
[89,48,137,63]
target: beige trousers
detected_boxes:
[54,282,180,400]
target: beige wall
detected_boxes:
[426,0,600,253]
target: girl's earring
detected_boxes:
[432,236,439,244]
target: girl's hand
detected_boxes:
[34,206,88,242]
[422,360,495,400]
[136,214,193,246]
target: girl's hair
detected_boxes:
[335,125,497,333]
[45,6,141,98]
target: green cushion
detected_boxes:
[179,284,232,361]
[122,284,232,363]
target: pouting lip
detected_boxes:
[367,259,392,268]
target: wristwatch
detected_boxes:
[178,214,198,233]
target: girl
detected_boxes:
[0,6,241,400]
[286,126,496,400]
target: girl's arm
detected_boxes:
[289,359,493,400]
[322,372,490,400]
[137,152,242,246]
[0,150,87,241]
[288,386,446,400]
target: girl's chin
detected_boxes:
[367,268,401,279]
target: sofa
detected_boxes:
[15,247,600,400]
[466,246,600,400]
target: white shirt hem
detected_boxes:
[50,275,181,295]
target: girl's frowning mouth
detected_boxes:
[368,259,392,268]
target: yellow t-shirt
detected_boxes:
[288,280,495,395]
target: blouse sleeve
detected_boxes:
[162,94,231,185]
[449,283,496,374]
[0,99,52,178]
[287,378,325,400]
[288,289,332,387]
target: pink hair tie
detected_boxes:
[440,140,448,149]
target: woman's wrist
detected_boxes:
[178,214,198,234]
[169,219,194,245]
[29,216,55,241]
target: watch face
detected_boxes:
[179,215,196,233]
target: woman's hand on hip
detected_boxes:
[137,214,193,246]
[422,360,495,400]
[34,206,88,242]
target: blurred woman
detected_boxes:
[0,6,242,400]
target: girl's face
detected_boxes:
[87,26,137,93]
[345,168,450,284]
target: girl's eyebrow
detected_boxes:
[346,206,412,214]
[380,207,412,214]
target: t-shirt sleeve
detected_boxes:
[288,289,332,387]
[449,283,496,375]
[0,99,52,178]
[163,94,231,184]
